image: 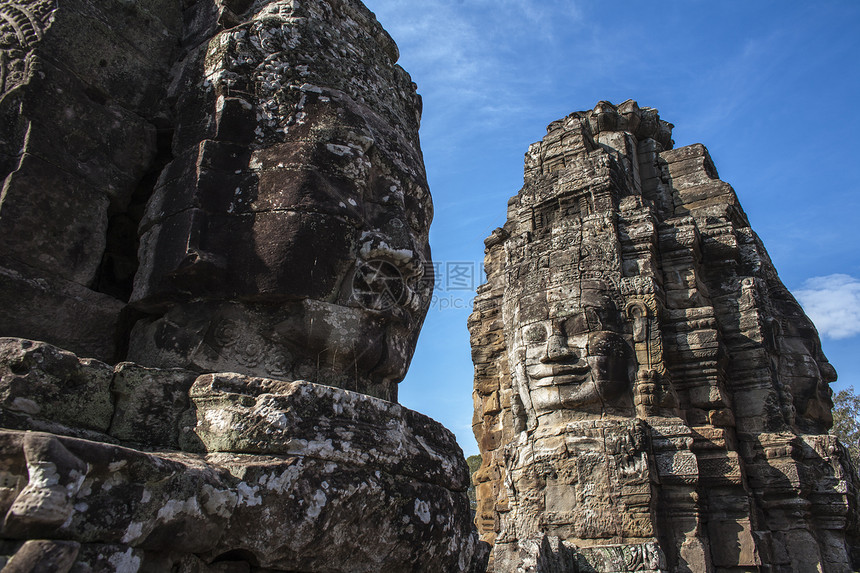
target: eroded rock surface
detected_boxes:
[0,0,485,571]
[0,0,176,362]
[470,101,860,572]
[0,342,484,571]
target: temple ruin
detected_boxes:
[469,101,860,572]
[0,0,857,571]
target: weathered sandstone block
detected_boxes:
[0,368,485,571]
[0,0,181,362]
[0,338,114,434]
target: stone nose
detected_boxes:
[541,332,574,363]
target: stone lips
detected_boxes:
[190,372,471,491]
[470,100,860,571]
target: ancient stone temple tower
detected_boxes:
[0,0,486,570]
[470,101,860,572]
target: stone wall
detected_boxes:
[470,100,860,572]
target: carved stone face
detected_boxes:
[514,311,633,421]
[777,315,837,432]
[129,59,433,401]
[255,96,435,395]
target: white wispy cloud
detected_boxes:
[364,0,586,135]
[795,274,860,340]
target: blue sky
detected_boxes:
[360,0,860,456]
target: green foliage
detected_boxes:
[466,454,482,510]
[467,454,482,475]
[832,386,860,472]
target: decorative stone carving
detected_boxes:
[0,1,55,95]
[471,100,860,572]
[0,1,485,571]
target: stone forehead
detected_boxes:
[208,1,420,151]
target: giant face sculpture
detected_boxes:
[518,318,631,414]
[127,10,433,401]
[509,282,635,428]
[769,295,837,433]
